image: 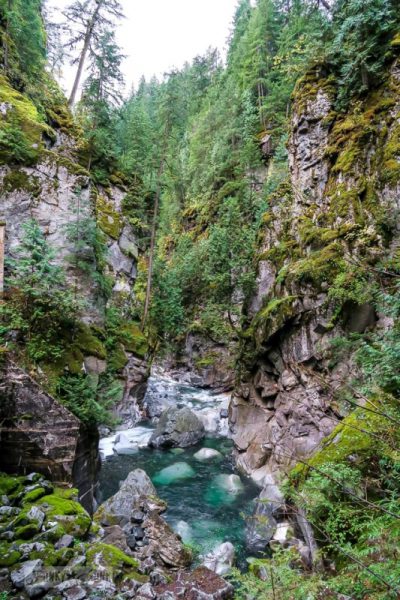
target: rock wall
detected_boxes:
[156,333,235,393]
[0,80,150,492]
[0,359,99,512]
[231,60,400,487]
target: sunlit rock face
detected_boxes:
[231,62,400,487]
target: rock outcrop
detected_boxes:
[231,61,400,488]
[95,469,192,570]
[0,360,99,513]
[149,407,205,448]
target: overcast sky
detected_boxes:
[50,0,240,94]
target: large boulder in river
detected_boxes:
[95,469,163,526]
[95,469,191,570]
[149,407,205,448]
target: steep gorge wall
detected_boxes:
[0,77,149,490]
[230,59,400,487]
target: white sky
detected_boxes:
[50,0,240,94]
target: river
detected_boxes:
[98,376,259,563]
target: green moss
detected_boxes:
[108,342,128,372]
[195,351,219,369]
[0,543,21,567]
[2,169,41,195]
[278,242,344,286]
[86,542,141,580]
[0,75,55,165]
[75,323,107,359]
[123,571,149,585]
[37,490,91,536]
[43,150,90,178]
[22,486,47,504]
[292,68,336,116]
[390,32,400,47]
[96,195,123,240]
[118,322,148,358]
[15,523,41,539]
[0,474,21,497]
[250,295,297,347]
[290,402,388,484]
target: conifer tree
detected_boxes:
[63,0,123,106]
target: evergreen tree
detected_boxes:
[0,0,46,83]
[63,0,124,105]
[330,0,400,105]
[2,220,79,362]
[78,27,124,176]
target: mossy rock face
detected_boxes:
[22,486,49,504]
[108,342,129,372]
[52,322,107,376]
[292,67,336,116]
[75,323,107,360]
[0,474,22,498]
[290,400,391,485]
[0,75,55,165]
[251,295,298,348]
[118,322,148,358]
[2,169,42,195]
[37,490,91,537]
[14,522,42,539]
[96,195,123,240]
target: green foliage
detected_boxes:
[56,373,114,427]
[0,0,46,85]
[354,282,400,396]
[330,0,400,107]
[1,219,80,362]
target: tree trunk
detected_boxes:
[68,1,103,106]
[141,159,165,330]
[0,221,5,296]
[3,0,12,74]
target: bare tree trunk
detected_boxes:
[68,1,103,106]
[3,0,12,74]
[141,159,165,330]
[0,221,5,296]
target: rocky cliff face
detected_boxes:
[230,60,400,487]
[0,360,99,513]
[156,332,235,393]
[0,79,149,488]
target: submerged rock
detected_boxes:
[153,462,195,485]
[202,541,235,576]
[214,474,244,494]
[149,407,205,448]
[194,448,223,461]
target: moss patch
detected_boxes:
[96,195,123,240]
[2,169,41,195]
[0,75,55,165]
[0,543,21,567]
[118,322,148,358]
[108,342,128,372]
